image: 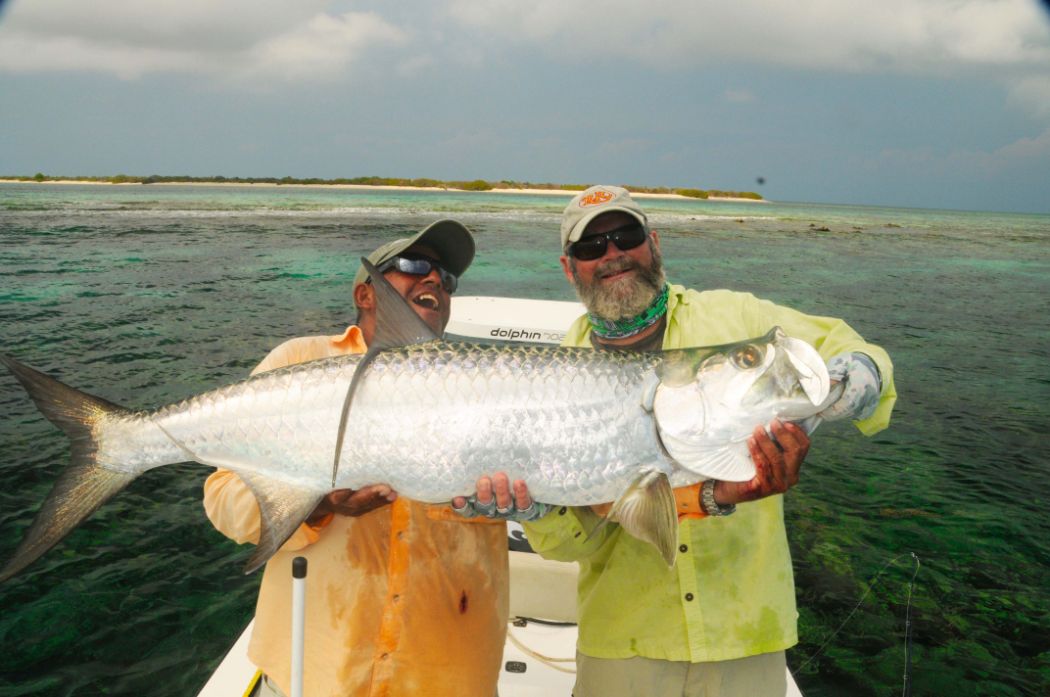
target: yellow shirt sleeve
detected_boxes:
[203,331,365,551]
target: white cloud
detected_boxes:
[2,0,1048,119]
[877,127,1050,177]
[1008,75,1050,117]
[393,53,435,78]
[0,0,407,82]
[992,126,1050,161]
[724,89,758,104]
[446,0,1050,74]
[245,12,406,81]
[0,34,200,80]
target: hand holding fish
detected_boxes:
[817,352,882,422]
[452,473,548,521]
[307,485,398,523]
[716,419,810,505]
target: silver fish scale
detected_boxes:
[342,343,668,503]
[98,358,358,482]
[93,342,673,504]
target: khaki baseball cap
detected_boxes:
[560,185,649,249]
[352,219,475,288]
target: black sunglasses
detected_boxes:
[568,223,649,261]
[373,254,458,293]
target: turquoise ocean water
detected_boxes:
[0,183,1047,696]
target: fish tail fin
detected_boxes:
[0,353,136,583]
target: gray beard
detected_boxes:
[570,240,666,321]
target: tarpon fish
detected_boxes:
[0,261,831,580]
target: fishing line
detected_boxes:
[792,551,921,687]
[901,552,920,697]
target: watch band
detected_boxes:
[701,479,736,516]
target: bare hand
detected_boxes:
[716,419,810,505]
[308,485,397,524]
[453,472,532,512]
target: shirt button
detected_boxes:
[559,507,568,515]
[684,593,694,601]
[396,531,405,540]
[679,544,688,553]
[380,653,389,660]
[392,594,400,603]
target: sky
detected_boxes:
[1,0,1049,214]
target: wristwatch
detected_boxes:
[700,479,736,516]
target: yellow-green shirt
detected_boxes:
[524,285,896,662]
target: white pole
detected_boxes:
[291,556,307,697]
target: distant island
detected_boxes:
[0,173,764,201]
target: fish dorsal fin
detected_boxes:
[330,258,442,485]
[361,257,440,350]
[601,470,679,566]
[237,472,326,574]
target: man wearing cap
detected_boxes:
[203,220,510,697]
[521,186,897,696]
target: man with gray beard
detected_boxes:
[520,185,897,697]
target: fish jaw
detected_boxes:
[650,351,761,482]
[651,329,831,482]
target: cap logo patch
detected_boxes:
[579,190,613,207]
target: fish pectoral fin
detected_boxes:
[237,472,327,575]
[606,470,678,567]
[662,437,756,483]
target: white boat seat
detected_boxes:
[508,550,578,624]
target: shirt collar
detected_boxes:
[330,325,368,353]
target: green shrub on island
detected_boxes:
[707,190,763,200]
[2,174,762,200]
[449,179,493,191]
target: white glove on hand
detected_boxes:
[819,352,882,422]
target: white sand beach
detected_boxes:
[0,179,766,202]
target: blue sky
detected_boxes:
[1,0,1048,213]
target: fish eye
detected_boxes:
[731,345,762,369]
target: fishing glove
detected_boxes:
[819,352,882,422]
[452,496,551,522]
